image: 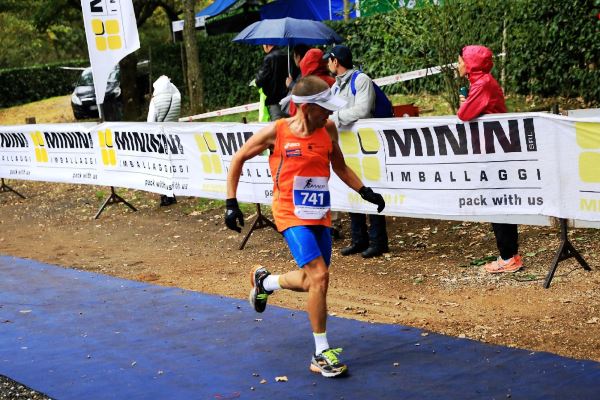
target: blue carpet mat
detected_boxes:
[1,255,599,400]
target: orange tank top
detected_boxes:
[268,119,333,232]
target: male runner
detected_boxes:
[224,76,385,377]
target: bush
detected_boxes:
[0,60,88,108]
[505,0,600,103]
[4,0,598,111]
[151,33,263,112]
[328,3,506,111]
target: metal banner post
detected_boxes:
[543,218,591,288]
[94,186,137,219]
[237,116,277,250]
[0,178,26,199]
[239,203,278,250]
[543,104,592,287]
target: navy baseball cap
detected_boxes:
[323,45,353,69]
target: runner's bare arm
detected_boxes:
[226,123,277,199]
[326,121,363,192]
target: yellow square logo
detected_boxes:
[345,157,362,179]
[579,152,600,183]
[576,122,600,183]
[30,130,48,162]
[339,129,383,181]
[91,19,105,35]
[357,128,380,154]
[91,18,122,51]
[576,122,600,149]
[108,35,122,50]
[95,37,107,51]
[339,130,360,154]
[98,129,117,166]
[105,20,120,35]
[195,133,223,174]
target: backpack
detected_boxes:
[350,70,394,118]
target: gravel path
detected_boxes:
[0,376,51,400]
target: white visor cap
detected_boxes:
[290,89,347,111]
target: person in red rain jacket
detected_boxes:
[457,45,522,274]
[457,45,507,120]
[288,49,336,117]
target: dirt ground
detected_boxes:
[1,180,599,363]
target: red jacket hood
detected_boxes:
[288,48,335,116]
[462,45,494,82]
[300,49,332,80]
[457,45,506,121]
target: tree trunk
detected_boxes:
[182,0,204,114]
[120,53,140,121]
[343,0,350,21]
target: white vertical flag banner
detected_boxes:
[80,0,140,110]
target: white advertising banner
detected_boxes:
[0,123,99,185]
[80,0,140,106]
[1,114,599,225]
[332,114,556,217]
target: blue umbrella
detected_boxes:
[232,17,343,47]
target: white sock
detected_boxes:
[313,332,330,355]
[262,275,281,292]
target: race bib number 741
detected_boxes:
[293,176,330,220]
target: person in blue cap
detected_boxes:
[323,44,389,258]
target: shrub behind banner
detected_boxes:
[151,34,263,113]
[0,61,87,108]
[185,0,598,112]
[505,0,600,103]
[2,0,597,111]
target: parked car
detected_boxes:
[71,67,122,120]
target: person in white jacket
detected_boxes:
[147,75,181,122]
[147,75,181,206]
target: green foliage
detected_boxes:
[151,0,599,114]
[328,0,598,109]
[147,42,184,92]
[0,60,87,108]
[470,255,497,266]
[2,0,597,112]
[328,1,506,112]
[151,33,263,111]
[0,0,87,69]
[505,0,600,103]
[198,34,264,110]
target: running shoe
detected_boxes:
[249,265,272,313]
[310,348,348,378]
[484,254,523,273]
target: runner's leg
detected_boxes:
[302,256,329,333]
[279,226,347,376]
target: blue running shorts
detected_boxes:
[282,225,332,268]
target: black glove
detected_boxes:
[225,198,244,233]
[359,186,385,213]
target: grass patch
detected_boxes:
[204,110,260,123]
[390,93,453,116]
[185,198,270,217]
[1,92,590,126]
[191,198,224,213]
[469,255,497,266]
[0,95,81,125]
[95,190,106,202]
